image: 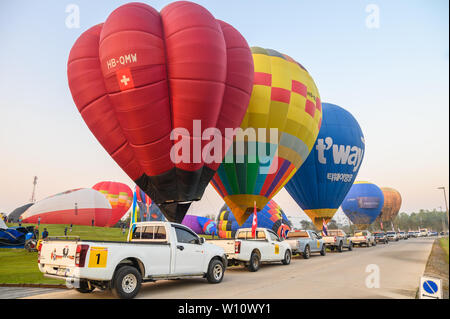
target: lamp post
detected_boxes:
[437,187,449,232]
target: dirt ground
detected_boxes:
[421,238,449,299]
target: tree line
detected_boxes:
[299,209,448,234]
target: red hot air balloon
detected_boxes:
[92,181,133,226]
[68,2,254,223]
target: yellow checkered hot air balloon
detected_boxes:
[211,47,322,225]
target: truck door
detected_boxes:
[310,231,320,252]
[266,230,282,260]
[172,226,205,275]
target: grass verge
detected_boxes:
[1,223,128,285]
[440,237,449,263]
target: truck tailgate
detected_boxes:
[207,239,235,255]
[39,240,78,277]
[322,236,335,244]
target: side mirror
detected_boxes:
[199,237,205,244]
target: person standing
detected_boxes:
[70,223,73,232]
[91,219,94,227]
[37,216,41,226]
[42,228,49,239]
[64,226,68,236]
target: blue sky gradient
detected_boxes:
[0,1,448,223]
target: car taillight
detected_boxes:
[75,244,89,267]
[333,236,336,242]
[235,241,241,254]
[364,236,367,240]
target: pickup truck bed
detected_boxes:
[207,228,292,272]
[285,230,326,259]
[321,230,353,252]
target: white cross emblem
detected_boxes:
[120,75,130,86]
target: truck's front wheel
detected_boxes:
[113,266,142,299]
[206,259,225,284]
[320,245,326,256]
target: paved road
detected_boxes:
[0,287,63,299]
[24,237,434,299]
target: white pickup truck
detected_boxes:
[349,230,376,247]
[38,221,227,299]
[321,229,353,252]
[207,228,292,272]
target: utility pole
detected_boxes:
[437,187,449,232]
[30,176,38,203]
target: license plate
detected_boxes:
[56,268,67,276]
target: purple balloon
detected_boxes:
[181,215,203,234]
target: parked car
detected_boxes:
[398,231,408,240]
[38,221,227,299]
[419,228,428,237]
[386,231,399,241]
[285,230,326,259]
[207,228,292,272]
[350,230,376,247]
[321,229,353,252]
[429,231,438,236]
[373,232,388,244]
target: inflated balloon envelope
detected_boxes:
[285,103,365,229]
[92,181,133,226]
[67,2,254,222]
[211,47,322,225]
[341,181,385,230]
[378,187,402,222]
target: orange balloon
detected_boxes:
[379,187,402,222]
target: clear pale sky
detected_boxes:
[0,1,448,224]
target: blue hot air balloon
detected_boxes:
[341,181,384,229]
[285,103,365,229]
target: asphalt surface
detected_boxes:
[23,237,435,299]
[0,287,63,299]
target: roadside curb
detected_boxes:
[0,283,68,289]
[416,237,449,299]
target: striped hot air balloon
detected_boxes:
[92,181,133,226]
[211,47,322,225]
[217,200,292,238]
